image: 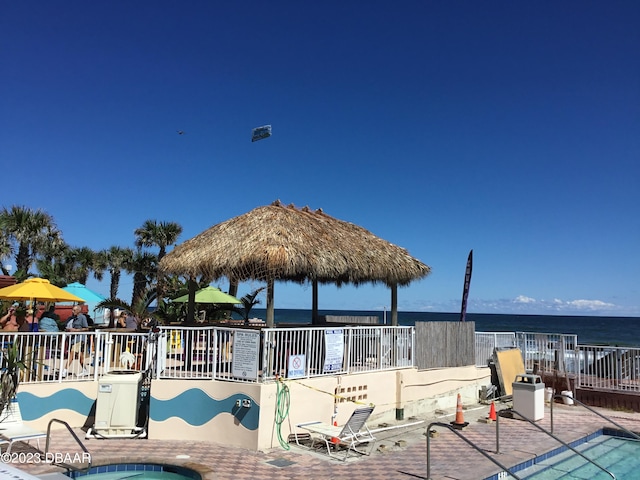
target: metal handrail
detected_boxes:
[498,408,615,479]
[426,421,522,480]
[550,393,640,441]
[46,418,92,472]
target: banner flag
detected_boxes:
[460,249,473,322]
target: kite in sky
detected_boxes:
[251,125,272,142]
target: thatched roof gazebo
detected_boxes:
[159,200,431,327]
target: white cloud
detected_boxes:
[514,295,536,304]
[463,296,636,316]
[342,291,639,317]
[565,299,615,310]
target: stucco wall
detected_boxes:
[149,379,262,449]
[16,382,97,431]
[15,366,491,451]
[270,366,490,449]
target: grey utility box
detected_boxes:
[94,370,143,437]
[512,374,545,421]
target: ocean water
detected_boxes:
[250,308,640,347]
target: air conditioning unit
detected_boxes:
[87,370,146,438]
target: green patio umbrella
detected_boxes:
[171,286,241,305]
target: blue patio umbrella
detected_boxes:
[62,282,106,303]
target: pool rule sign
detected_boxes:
[231,330,260,380]
[287,354,306,379]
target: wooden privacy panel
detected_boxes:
[415,321,476,369]
[493,348,526,396]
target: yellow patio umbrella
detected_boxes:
[0,277,86,303]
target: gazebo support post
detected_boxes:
[266,278,275,327]
[228,280,238,299]
[391,283,398,326]
[187,277,197,325]
[312,279,319,325]
[182,276,198,371]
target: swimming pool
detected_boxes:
[500,430,640,479]
[66,463,201,480]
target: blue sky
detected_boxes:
[2,2,639,316]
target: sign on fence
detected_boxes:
[231,330,260,380]
[288,354,306,379]
[323,329,344,373]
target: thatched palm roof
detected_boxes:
[160,200,430,285]
[159,200,431,326]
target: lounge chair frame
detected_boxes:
[296,405,376,460]
[0,401,47,453]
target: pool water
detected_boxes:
[74,472,191,480]
[67,464,200,480]
[518,435,640,479]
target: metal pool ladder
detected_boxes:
[550,392,640,441]
[426,421,523,480]
[426,403,619,480]
[497,407,615,479]
[45,418,92,473]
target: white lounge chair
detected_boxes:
[0,401,47,453]
[296,405,376,460]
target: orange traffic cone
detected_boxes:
[331,420,339,445]
[488,401,497,421]
[451,393,469,430]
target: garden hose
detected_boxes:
[275,378,291,450]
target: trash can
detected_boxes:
[512,374,544,421]
[94,370,143,437]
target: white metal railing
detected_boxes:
[516,332,578,374]
[0,331,151,384]
[8,328,639,396]
[577,344,640,393]
[474,331,580,374]
[475,332,516,367]
[4,329,516,382]
[474,332,640,395]
[260,325,414,381]
[156,326,254,382]
[153,325,415,382]
[0,325,414,385]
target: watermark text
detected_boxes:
[1,452,91,464]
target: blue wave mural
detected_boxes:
[17,390,94,420]
[151,390,259,430]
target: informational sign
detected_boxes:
[231,330,260,380]
[323,329,344,373]
[287,354,306,379]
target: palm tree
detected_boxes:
[91,249,108,283]
[125,250,157,307]
[134,220,183,260]
[95,289,159,328]
[0,206,62,280]
[69,246,98,284]
[134,220,183,308]
[35,255,69,287]
[0,344,27,414]
[34,240,72,286]
[105,246,133,299]
[0,230,14,275]
[233,287,266,322]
